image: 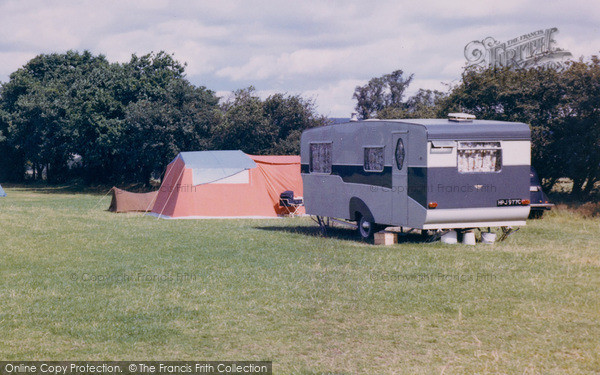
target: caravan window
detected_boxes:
[310,143,332,174]
[364,147,384,172]
[457,142,502,173]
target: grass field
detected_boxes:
[0,186,599,374]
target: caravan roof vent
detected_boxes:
[448,113,476,122]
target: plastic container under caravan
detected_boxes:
[300,117,531,238]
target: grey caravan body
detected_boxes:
[300,119,531,230]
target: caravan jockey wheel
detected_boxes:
[357,215,374,240]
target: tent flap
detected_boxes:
[109,187,158,213]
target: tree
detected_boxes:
[554,57,600,196]
[215,88,327,155]
[214,88,274,155]
[263,93,327,154]
[0,50,221,185]
[121,79,219,184]
[0,51,111,182]
[353,70,413,119]
[378,89,447,119]
[0,108,22,181]
[67,62,126,183]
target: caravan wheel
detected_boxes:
[357,215,374,240]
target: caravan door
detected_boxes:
[392,132,408,225]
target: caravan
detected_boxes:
[300,115,531,239]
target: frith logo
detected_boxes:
[464,27,572,70]
[474,184,483,190]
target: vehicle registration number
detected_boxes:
[497,199,522,206]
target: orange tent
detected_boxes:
[150,151,304,218]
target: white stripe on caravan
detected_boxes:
[424,206,530,226]
[501,141,530,166]
[427,142,457,168]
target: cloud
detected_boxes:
[1,0,600,115]
[216,48,355,82]
[0,51,38,79]
[294,79,367,118]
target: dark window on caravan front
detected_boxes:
[457,142,502,173]
[310,143,332,174]
[364,147,384,172]
[395,139,405,169]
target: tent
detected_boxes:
[150,150,304,218]
[0,184,6,197]
[108,187,158,213]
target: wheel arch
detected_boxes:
[349,197,374,222]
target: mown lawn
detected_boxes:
[0,186,599,374]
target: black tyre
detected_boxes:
[357,214,375,240]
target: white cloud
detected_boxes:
[303,79,366,117]
[216,48,355,82]
[1,0,600,115]
[0,51,37,80]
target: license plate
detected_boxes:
[497,199,522,206]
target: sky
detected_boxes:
[1,0,599,117]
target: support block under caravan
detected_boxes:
[374,231,398,246]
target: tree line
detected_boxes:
[0,51,326,185]
[1,50,598,197]
[353,60,600,198]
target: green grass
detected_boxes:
[0,187,599,374]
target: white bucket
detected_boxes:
[462,231,476,245]
[481,232,497,244]
[441,230,457,244]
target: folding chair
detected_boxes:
[279,190,304,216]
